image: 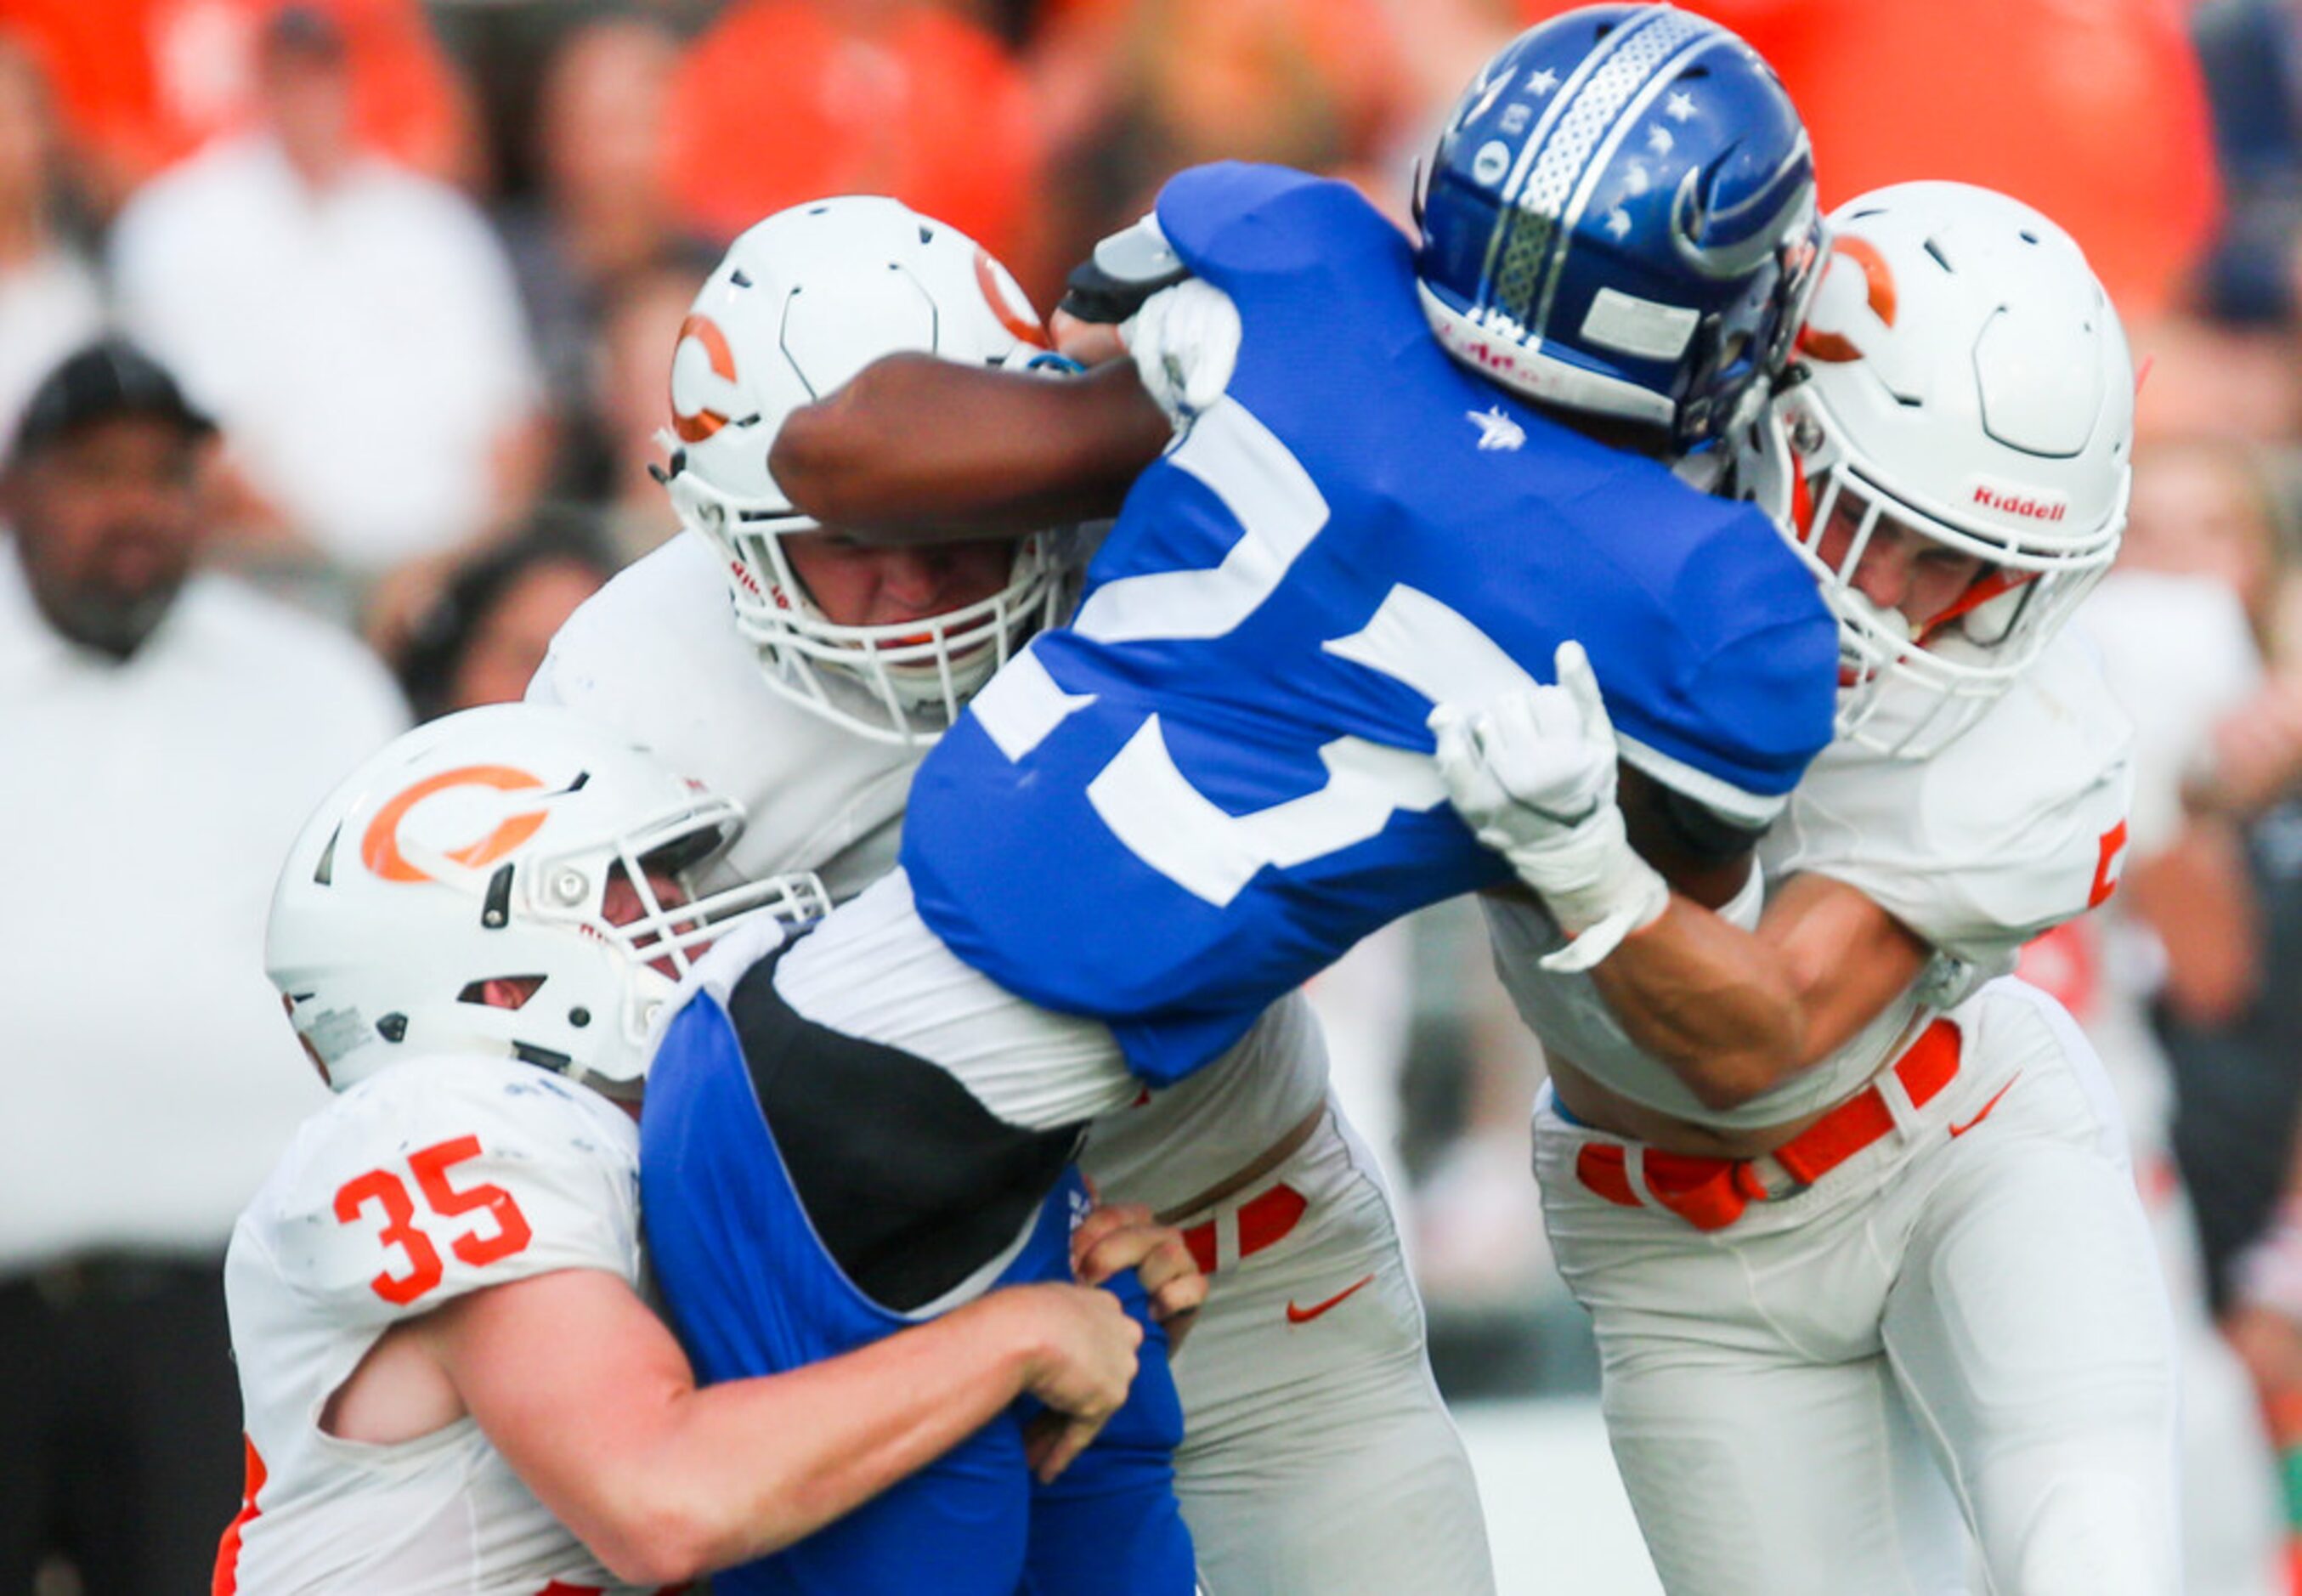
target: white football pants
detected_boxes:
[1167,1103,1496,1596]
[1534,979,2180,1595]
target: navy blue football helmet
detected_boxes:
[1415,4,1820,449]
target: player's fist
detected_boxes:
[1428,640,1619,845]
[995,1282,1144,1482]
[1071,1201,1208,1347]
[1123,279,1241,426]
[1428,641,1669,971]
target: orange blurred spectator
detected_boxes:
[1025,0,1417,299]
[661,0,1042,276]
[1513,0,2221,317]
[1033,0,1407,173]
[0,0,476,208]
[0,37,100,463]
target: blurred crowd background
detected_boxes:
[8,0,2302,1590]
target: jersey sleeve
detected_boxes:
[1154,161,1391,289]
[252,1062,641,1329]
[1762,636,2135,967]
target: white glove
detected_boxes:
[1428,641,1670,972]
[1121,279,1241,427]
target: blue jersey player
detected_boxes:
[641,8,1840,1591]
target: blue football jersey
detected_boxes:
[902,161,1837,1086]
[641,987,1193,1596]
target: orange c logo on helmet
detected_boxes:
[361,767,549,885]
[1796,235,1896,365]
[670,314,739,444]
[974,249,1048,349]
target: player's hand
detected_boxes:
[1072,1202,1208,1350]
[1428,641,1669,971]
[1051,310,1128,367]
[1430,639,1620,840]
[998,1282,1143,1483]
[1123,279,1241,427]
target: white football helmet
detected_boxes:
[659,195,1070,745]
[264,705,829,1100]
[1739,181,2134,757]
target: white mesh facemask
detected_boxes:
[668,463,1069,745]
[1779,449,2118,758]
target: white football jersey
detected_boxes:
[1491,628,2135,1129]
[529,533,923,903]
[532,531,1331,1210]
[218,1054,662,1595]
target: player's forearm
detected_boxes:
[771,354,1169,539]
[1585,871,1935,1112]
[591,1292,1055,1578]
[1587,896,1809,1110]
[444,1271,1070,1585]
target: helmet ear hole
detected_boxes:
[458,976,546,1010]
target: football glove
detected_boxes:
[1123,279,1241,427]
[1428,640,1670,971]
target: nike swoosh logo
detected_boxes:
[1287,1274,1376,1325]
[1948,1073,2021,1138]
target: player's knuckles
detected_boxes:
[1073,1236,1134,1284]
[1157,1272,1208,1316]
[1069,1203,1145,1256]
[1131,1240,1199,1297]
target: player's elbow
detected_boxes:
[767,354,926,529]
[767,398,860,526]
[585,1510,718,1587]
[585,1469,822,1582]
[1671,1022,1807,1112]
[1678,1053,1784,1113]
[580,1480,771,1585]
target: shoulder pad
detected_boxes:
[1153,161,1383,283]
[257,1060,639,1324]
[1766,636,2135,960]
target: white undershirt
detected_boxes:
[0,541,408,1269]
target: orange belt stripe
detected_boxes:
[1575,1018,1963,1232]
[1179,1180,1309,1276]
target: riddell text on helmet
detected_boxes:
[1970,483,2067,522]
